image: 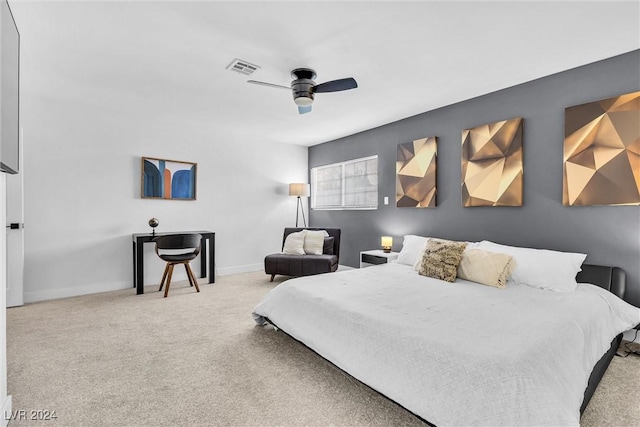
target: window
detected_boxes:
[311,155,378,210]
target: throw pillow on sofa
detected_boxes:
[323,237,335,255]
[283,230,307,255]
[304,230,330,255]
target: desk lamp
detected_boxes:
[148,218,159,236]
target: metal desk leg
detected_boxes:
[136,237,145,295]
[132,241,136,288]
[209,234,215,283]
[200,236,207,279]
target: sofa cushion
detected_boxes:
[323,237,335,255]
[282,230,307,255]
[265,253,339,277]
[304,230,329,255]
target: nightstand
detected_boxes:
[360,250,399,268]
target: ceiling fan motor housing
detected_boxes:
[291,68,316,80]
[292,79,315,106]
[291,68,317,106]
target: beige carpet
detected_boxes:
[6,271,640,426]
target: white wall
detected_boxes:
[21,94,307,302]
[0,175,11,425]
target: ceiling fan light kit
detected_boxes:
[248,67,357,114]
[294,95,314,107]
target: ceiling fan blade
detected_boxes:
[298,105,312,114]
[247,80,290,90]
[313,77,358,93]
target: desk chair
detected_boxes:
[154,233,202,298]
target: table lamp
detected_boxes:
[381,236,393,253]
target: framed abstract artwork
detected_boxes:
[141,157,197,200]
[396,137,437,207]
[461,117,523,207]
[563,91,640,206]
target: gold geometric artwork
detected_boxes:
[563,91,640,206]
[462,117,523,207]
[396,137,437,207]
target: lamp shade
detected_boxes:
[289,183,310,197]
[381,236,393,252]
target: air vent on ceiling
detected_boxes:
[226,58,260,76]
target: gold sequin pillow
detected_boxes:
[418,239,467,282]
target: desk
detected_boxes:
[132,231,215,295]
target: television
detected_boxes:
[1,0,19,174]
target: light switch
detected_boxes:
[383,196,389,205]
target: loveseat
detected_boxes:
[264,227,341,282]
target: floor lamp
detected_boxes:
[289,183,309,227]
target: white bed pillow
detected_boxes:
[397,235,429,266]
[476,240,586,292]
[303,230,330,255]
[282,230,307,255]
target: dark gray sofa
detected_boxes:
[264,227,341,282]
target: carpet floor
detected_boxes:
[6,271,640,426]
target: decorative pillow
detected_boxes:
[304,230,329,255]
[477,241,586,292]
[413,240,480,271]
[413,240,429,271]
[457,249,516,289]
[397,235,430,266]
[322,237,335,255]
[418,239,467,282]
[282,230,307,255]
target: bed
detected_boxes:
[253,237,640,426]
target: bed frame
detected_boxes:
[576,264,626,414]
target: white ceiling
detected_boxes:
[8,0,640,147]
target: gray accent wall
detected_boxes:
[309,50,640,307]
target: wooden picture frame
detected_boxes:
[141,157,197,200]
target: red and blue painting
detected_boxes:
[142,157,197,200]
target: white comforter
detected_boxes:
[253,263,640,426]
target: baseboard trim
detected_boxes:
[1,395,12,427]
[23,264,265,303]
[24,281,131,304]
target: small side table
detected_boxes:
[360,250,399,268]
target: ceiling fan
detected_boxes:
[247,68,358,114]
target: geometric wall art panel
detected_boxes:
[397,137,437,207]
[563,91,640,206]
[141,157,197,200]
[461,117,523,207]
